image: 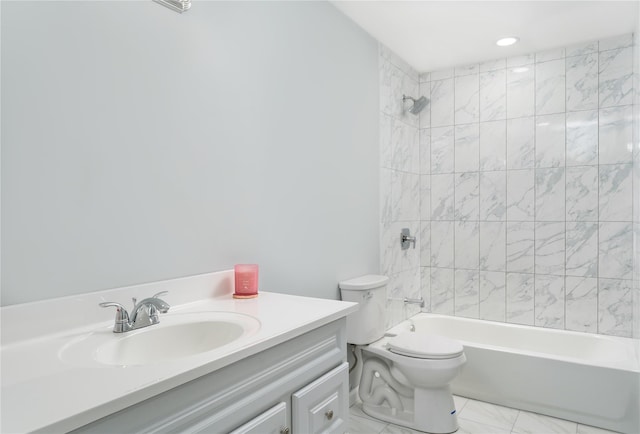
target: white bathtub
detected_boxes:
[386,313,640,434]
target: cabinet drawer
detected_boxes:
[292,363,348,434]
[228,402,288,434]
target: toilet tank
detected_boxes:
[339,275,388,345]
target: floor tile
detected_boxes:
[457,398,519,431]
[457,417,511,434]
[347,414,388,434]
[577,424,619,434]
[453,395,469,413]
[512,411,578,434]
[380,422,423,434]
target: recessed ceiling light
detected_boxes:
[496,37,519,47]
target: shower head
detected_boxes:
[402,94,429,115]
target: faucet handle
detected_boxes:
[152,291,168,299]
[99,302,131,333]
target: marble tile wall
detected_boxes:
[379,44,422,329]
[414,35,636,337]
[633,31,640,340]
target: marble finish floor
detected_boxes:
[348,396,619,434]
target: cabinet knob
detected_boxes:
[280,427,290,434]
[325,410,334,420]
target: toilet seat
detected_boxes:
[388,333,464,359]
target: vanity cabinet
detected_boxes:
[71,319,348,434]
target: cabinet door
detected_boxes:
[292,363,348,434]
[227,402,289,434]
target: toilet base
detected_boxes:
[361,385,459,434]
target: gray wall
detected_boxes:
[1,1,380,305]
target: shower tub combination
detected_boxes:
[383,314,639,434]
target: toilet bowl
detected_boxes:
[339,275,466,434]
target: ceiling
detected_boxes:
[331,1,639,72]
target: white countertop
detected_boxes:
[0,271,358,433]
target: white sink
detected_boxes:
[59,312,261,367]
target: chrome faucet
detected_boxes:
[403,297,425,308]
[99,291,170,333]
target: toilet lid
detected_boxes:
[388,333,464,359]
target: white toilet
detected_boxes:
[339,275,466,434]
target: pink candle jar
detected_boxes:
[233,264,259,299]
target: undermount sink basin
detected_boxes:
[60,312,261,367]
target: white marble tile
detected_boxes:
[599,222,633,280]
[577,423,620,434]
[455,79,481,129]
[480,69,507,122]
[480,58,506,72]
[455,172,480,221]
[566,276,598,333]
[420,266,431,311]
[455,63,480,76]
[431,221,454,268]
[566,40,598,57]
[566,166,598,221]
[512,411,577,434]
[455,221,480,270]
[536,48,566,63]
[455,269,480,318]
[391,170,420,221]
[535,113,566,168]
[380,168,392,224]
[535,222,565,276]
[506,116,535,169]
[599,105,633,164]
[420,221,430,269]
[380,112,393,169]
[480,222,506,271]
[379,57,393,115]
[391,117,419,173]
[455,123,480,172]
[430,174,455,220]
[479,171,506,221]
[380,422,423,434]
[419,72,430,83]
[480,270,506,321]
[566,53,598,111]
[534,274,565,329]
[431,68,454,81]
[506,222,535,273]
[419,82,431,129]
[431,267,455,315]
[506,169,534,221]
[536,59,565,115]
[348,413,388,434]
[431,126,455,174]
[599,163,633,221]
[566,110,598,166]
[535,168,565,221]
[400,223,421,272]
[380,43,419,82]
[506,272,535,325]
[431,79,455,127]
[598,278,633,337]
[566,222,598,277]
[420,175,430,222]
[599,34,633,52]
[458,398,519,431]
[507,54,535,67]
[380,222,401,276]
[457,418,511,434]
[599,46,633,108]
[419,128,430,174]
[479,120,506,171]
[507,66,535,118]
[453,395,469,412]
